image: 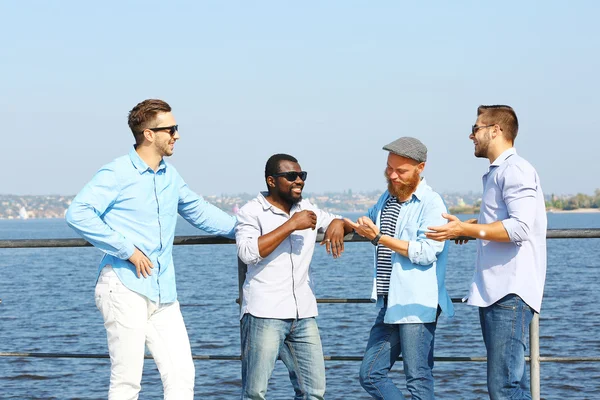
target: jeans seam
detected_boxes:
[286,337,304,397]
[366,327,395,400]
[508,297,518,392]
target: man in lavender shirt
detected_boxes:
[426,105,547,400]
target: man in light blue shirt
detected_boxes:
[346,137,454,400]
[66,99,236,399]
[427,105,547,400]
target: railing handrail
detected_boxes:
[2,351,599,363]
[1,228,599,249]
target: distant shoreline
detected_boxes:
[3,208,600,221]
[449,207,600,215]
[546,208,600,214]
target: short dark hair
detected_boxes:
[477,105,519,143]
[264,153,298,192]
[128,99,172,145]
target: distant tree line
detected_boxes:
[449,189,600,214]
[547,189,600,210]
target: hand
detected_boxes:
[321,219,345,258]
[290,210,317,231]
[129,247,153,278]
[425,213,468,243]
[343,216,379,241]
[454,218,477,244]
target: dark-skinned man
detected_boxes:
[235,153,353,400]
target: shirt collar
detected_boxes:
[412,177,427,201]
[258,191,302,214]
[490,147,517,167]
[129,145,166,174]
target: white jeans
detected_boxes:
[95,266,195,400]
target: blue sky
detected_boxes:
[2,1,598,197]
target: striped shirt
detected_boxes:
[376,196,403,295]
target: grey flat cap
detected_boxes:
[383,137,427,162]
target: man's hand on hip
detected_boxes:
[129,247,154,278]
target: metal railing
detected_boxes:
[1,228,600,400]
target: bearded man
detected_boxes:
[426,105,546,399]
[344,137,454,400]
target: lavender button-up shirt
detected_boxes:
[235,192,340,320]
[467,148,547,312]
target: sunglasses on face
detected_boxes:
[471,124,495,134]
[149,125,179,136]
[271,171,308,182]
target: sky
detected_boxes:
[1,1,599,197]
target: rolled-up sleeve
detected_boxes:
[235,207,263,265]
[500,165,538,245]
[65,165,135,260]
[407,196,447,266]
[177,176,237,238]
[316,208,341,231]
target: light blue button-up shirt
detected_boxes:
[66,147,237,304]
[367,179,454,323]
[467,148,547,312]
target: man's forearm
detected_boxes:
[377,235,409,257]
[257,220,296,258]
[461,221,510,242]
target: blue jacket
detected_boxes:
[367,179,454,323]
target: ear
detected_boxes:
[491,124,502,139]
[416,162,425,174]
[266,176,276,188]
[143,129,155,144]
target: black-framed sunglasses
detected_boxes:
[471,124,495,134]
[271,171,308,182]
[149,125,179,136]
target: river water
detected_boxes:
[0,213,599,399]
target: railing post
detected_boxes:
[238,257,247,353]
[530,312,540,400]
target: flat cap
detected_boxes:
[382,136,427,163]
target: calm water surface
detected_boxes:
[1,213,599,399]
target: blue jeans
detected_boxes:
[240,314,326,400]
[359,300,438,400]
[479,294,535,400]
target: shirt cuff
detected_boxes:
[501,219,523,246]
[239,237,263,265]
[407,240,422,263]
[118,242,136,260]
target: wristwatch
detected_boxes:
[371,232,383,245]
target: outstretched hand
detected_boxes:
[426,213,475,244]
[343,216,378,241]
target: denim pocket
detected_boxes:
[494,294,518,310]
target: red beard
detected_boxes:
[385,169,420,200]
